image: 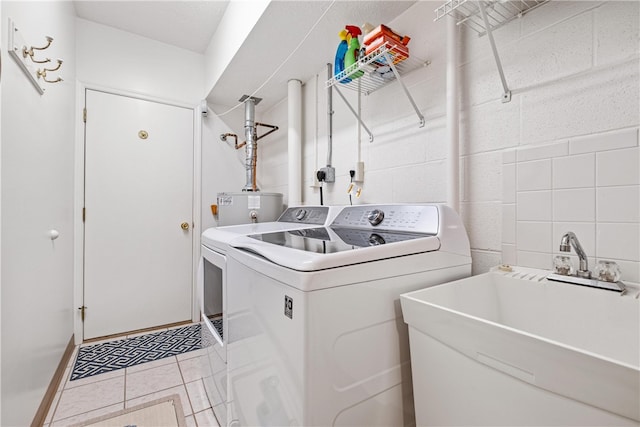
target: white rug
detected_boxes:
[72,395,186,427]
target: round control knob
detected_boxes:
[368,234,386,246]
[367,209,385,226]
[295,209,307,221]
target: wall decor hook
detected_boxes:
[9,19,63,94]
[22,36,53,64]
[36,67,63,84]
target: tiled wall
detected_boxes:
[502,129,639,283]
[256,1,640,280]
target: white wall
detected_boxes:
[461,0,639,278]
[204,0,270,96]
[256,1,639,279]
[76,18,205,105]
[1,1,77,425]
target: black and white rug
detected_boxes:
[70,324,201,381]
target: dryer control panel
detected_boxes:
[331,204,440,234]
[278,206,330,225]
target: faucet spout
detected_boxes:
[559,232,590,278]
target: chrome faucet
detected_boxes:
[559,232,590,278]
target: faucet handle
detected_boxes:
[554,255,574,276]
[594,261,621,282]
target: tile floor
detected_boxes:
[44,324,220,427]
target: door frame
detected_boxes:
[73,82,203,344]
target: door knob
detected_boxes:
[181,222,190,230]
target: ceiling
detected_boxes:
[73,1,230,53]
[208,1,417,112]
[73,0,419,112]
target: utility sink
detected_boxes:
[401,266,640,426]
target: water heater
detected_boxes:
[216,192,283,226]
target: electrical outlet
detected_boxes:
[320,166,335,183]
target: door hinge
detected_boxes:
[83,108,87,123]
[82,207,86,222]
[78,306,87,322]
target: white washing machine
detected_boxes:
[225,204,472,426]
[198,205,343,424]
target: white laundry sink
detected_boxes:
[401,266,640,426]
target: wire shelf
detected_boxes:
[434,0,549,36]
[326,45,429,95]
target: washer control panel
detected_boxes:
[278,206,330,225]
[332,205,439,234]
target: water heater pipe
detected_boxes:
[446,16,460,213]
[244,97,258,191]
[288,79,303,206]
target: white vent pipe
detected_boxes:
[288,79,302,206]
[243,97,258,191]
[446,17,460,213]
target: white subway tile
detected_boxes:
[392,161,446,203]
[503,149,517,165]
[595,1,640,66]
[517,221,552,253]
[502,163,516,204]
[462,15,520,74]
[597,223,640,261]
[611,259,640,284]
[552,222,596,257]
[502,204,516,244]
[597,186,640,223]
[552,153,595,189]
[596,147,639,186]
[461,202,502,252]
[460,100,520,156]
[517,191,552,221]
[517,251,553,270]
[569,128,639,155]
[356,170,393,204]
[470,250,502,275]
[425,121,448,161]
[517,159,552,191]
[522,60,639,145]
[521,1,600,37]
[516,142,569,162]
[502,244,517,266]
[552,188,595,222]
[505,13,593,96]
[462,152,503,202]
[460,49,517,107]
[368,125,428,171]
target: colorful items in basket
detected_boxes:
[334,25,365,83]
[363,24,411,66]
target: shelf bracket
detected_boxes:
[478,2,512,103]
[333,86,374,142]
[384,52,426,126]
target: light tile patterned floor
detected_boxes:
[44,324,220,427]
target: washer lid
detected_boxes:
[230,227,441,271]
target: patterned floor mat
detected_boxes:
[70,323,201,381]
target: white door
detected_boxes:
[83,89,194,339]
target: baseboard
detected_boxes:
[31,335,75,427]
[83,319,192,344]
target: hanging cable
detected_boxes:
[348,170,355,205]
[216,0,337,117]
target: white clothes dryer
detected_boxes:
[225,204,472,426]
[198,206,343,424]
